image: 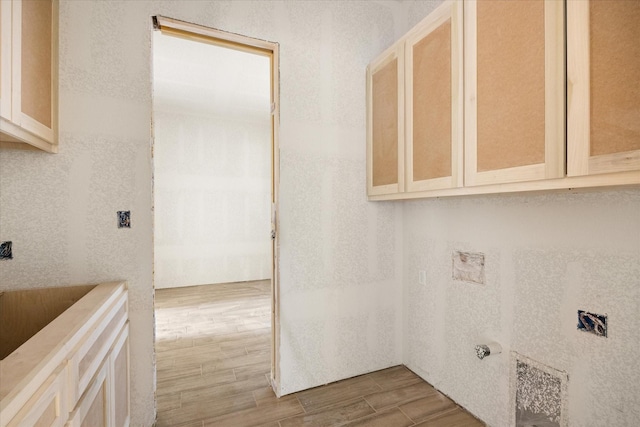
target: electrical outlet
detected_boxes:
[418,270,427,285]
[0,241,13,260]
[117,211,131,228]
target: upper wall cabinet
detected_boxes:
[0,0,58,153]
[464,0,565,187]
[367,43,404,196]
[405,0,463,192]
[366,0,639,201]
[567,0,640,176]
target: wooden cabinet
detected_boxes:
[567,0,640,176]
[67,322,130,427]
[367,0,462,197]
[367,0,639,201]
[1,283,129,427]
[67,362,110,427]
[0,0,58,153]
[109,324,130,427]
[6,365,67,427]
[367,43,404,196]
[464,0,565,186]
[405,0,463,192]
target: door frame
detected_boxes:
[151,15,281,393]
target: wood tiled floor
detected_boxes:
[155,281,485,427]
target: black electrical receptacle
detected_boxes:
[117,211,131,228]
[0,241,13,260]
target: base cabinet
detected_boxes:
[0,283,129,427]
[6,366,67,427]
[67,363,109,427]
[109,325,130,427]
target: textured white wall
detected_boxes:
[402,190,640,426]
[0,1,407,424]
[153,34,271,289]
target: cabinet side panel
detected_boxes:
[372,59,398,187]
[589,0,640,156]
[21,0,52,128]
[476,0,545,172]
[413,20,452,181]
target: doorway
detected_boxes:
[151,16,280,393]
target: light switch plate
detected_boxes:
[418,270,427,285]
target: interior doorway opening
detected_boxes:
[150,16,280,396]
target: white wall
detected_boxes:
[0,1,408,424]
[403,191,640,427]
[397,3,640,426]
[153,33,272,289]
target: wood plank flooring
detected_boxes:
[155,281,485,427]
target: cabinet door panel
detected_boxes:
[6,365,68,427]
[0,0,11,121]
[567,0,640,176]
[110,324,130,427]
[10,0,55,144]
[406,0,463,192]
[465,0,564,186]
[367,44,404,196]
[67,362,109,427]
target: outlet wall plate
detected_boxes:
[577,310,607,337]
[117,211,131,228]
[0,241,13,260]
[419,270,427,285]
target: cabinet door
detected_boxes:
[11,0,56,144]
[109,324,130,427]
[0,0,11,121]
[406,0,463,192]
[464,0,565,186]
[567,0,640,176]
[6,365,68,427]
[367,43,404,196]
[67,362,110,427]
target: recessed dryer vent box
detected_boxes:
[511,352,568,427]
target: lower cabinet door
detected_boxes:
[109,323,130,427]
[67,362,110,427]
[6,365,68,427]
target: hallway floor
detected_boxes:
[155,280,484,427]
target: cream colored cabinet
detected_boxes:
[367,0,462,197]
[67,362,109,427]
[6,365,67,427]
[464,0,565,186]
[405,0,463,192]
[0,0,58,153]
[109,324,130,427]
[367,43,404,196]
[567,0,640,177]
[66,323,129,427]
[1,283,129,427]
